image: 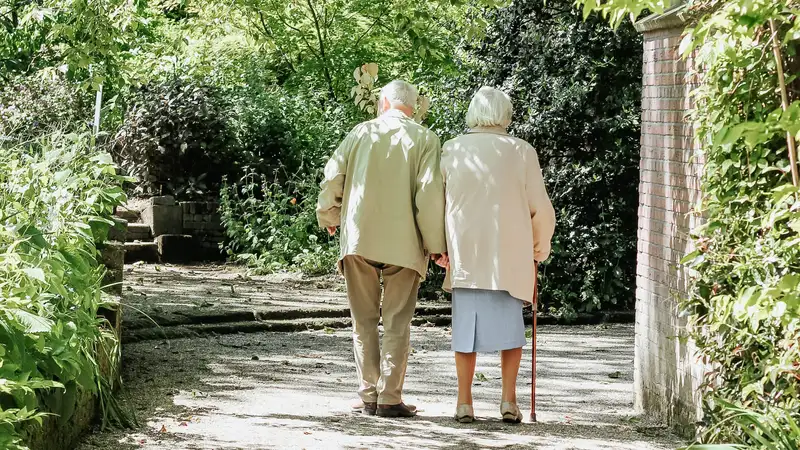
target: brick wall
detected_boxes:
[634,10,704,432]
[180,201,225,257]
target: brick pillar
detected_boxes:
[634,6,704,433]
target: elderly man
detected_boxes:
[316,80,447,418]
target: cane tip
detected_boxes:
[529,412,537,423]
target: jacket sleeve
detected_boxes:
[526,146,556,262]
[316,128,357,228]
[414,132,447,255]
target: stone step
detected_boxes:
[126,223,152,242]
[115,208,140,222]
[123,304,453,331]
[124,241,159,264]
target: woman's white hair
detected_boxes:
[466,86,513,129]
[380,80,418,109]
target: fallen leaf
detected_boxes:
[179,422,188,427]
[304,431,312,435]
[475,373,488,382]
[160,424,167,433]
[608,371,623,379]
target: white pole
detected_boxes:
[93,84,103,137]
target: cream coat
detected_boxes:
[316,109,447,277]
[441,127,556,303]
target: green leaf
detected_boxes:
[22,268,46,283]
[583,0,597,19]
[7,309,54,334]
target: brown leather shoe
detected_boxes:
[376,403,417,418]
[351,400,377,415]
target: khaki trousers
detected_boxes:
[342,255,420,405]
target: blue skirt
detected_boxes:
[451,288,527,353]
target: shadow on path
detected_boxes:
[79,323,682,449]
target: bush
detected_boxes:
[219,169,338,276]
[0,74,88,143]
[216,87,362,276]
[677,1,800,444]
[0,132,129,448]
[112,78,232,199]
[465,0,642,314]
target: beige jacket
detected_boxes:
[316,109,447,277]
[441,127,556,302]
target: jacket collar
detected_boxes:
[380,109,412,119]
[468,126,509,136]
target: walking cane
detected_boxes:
[530,263,538,423]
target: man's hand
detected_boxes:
[431,253,449,269]
[327,226,338,236]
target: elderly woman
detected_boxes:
[440,86,556,424]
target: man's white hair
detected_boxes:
[466,86,513,129]
[380,80,418,109]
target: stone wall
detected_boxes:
[633,6,704,433]
[181,201,225,259]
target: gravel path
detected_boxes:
[78,323,683,449]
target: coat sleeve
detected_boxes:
[526,146,556,262]
[414,132,447,255]
[316,128,357,229]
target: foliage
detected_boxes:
[577,0,666,29]
[678,1,800,444]
[0,132,129,447]
[227,0,507,101]
[0,0,150,90]
[680,401,800,450]
[219,170,338,276]
[0,74,87,142]
[466,0,642,314]
[112,78,232,198]
[578,0,800,445]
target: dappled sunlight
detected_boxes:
[99,324,681,449]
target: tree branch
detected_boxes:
[305,0,336,101]
[354,11,385,48]
[257,10,296,72]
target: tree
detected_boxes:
[0,0,149,90]
[228,0,508,100]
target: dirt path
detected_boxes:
[78,323,682,449]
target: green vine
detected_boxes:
[577,0,800,446]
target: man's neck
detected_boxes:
[382,106,413,118]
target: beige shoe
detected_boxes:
[454,404,474,423]
[500,401,522,423]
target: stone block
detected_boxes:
[141,203,183,237]
[102,268,123,295]
[115,207,140,222]
[108,217,128,242]
[157,234,197,263]
[124,242,160,263]
[150,195,176,206]
[99,241,126,271]
[98,297,122,337]
[127,223,152,241]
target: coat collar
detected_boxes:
[468,126,509,136]
[380,109,412,119]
